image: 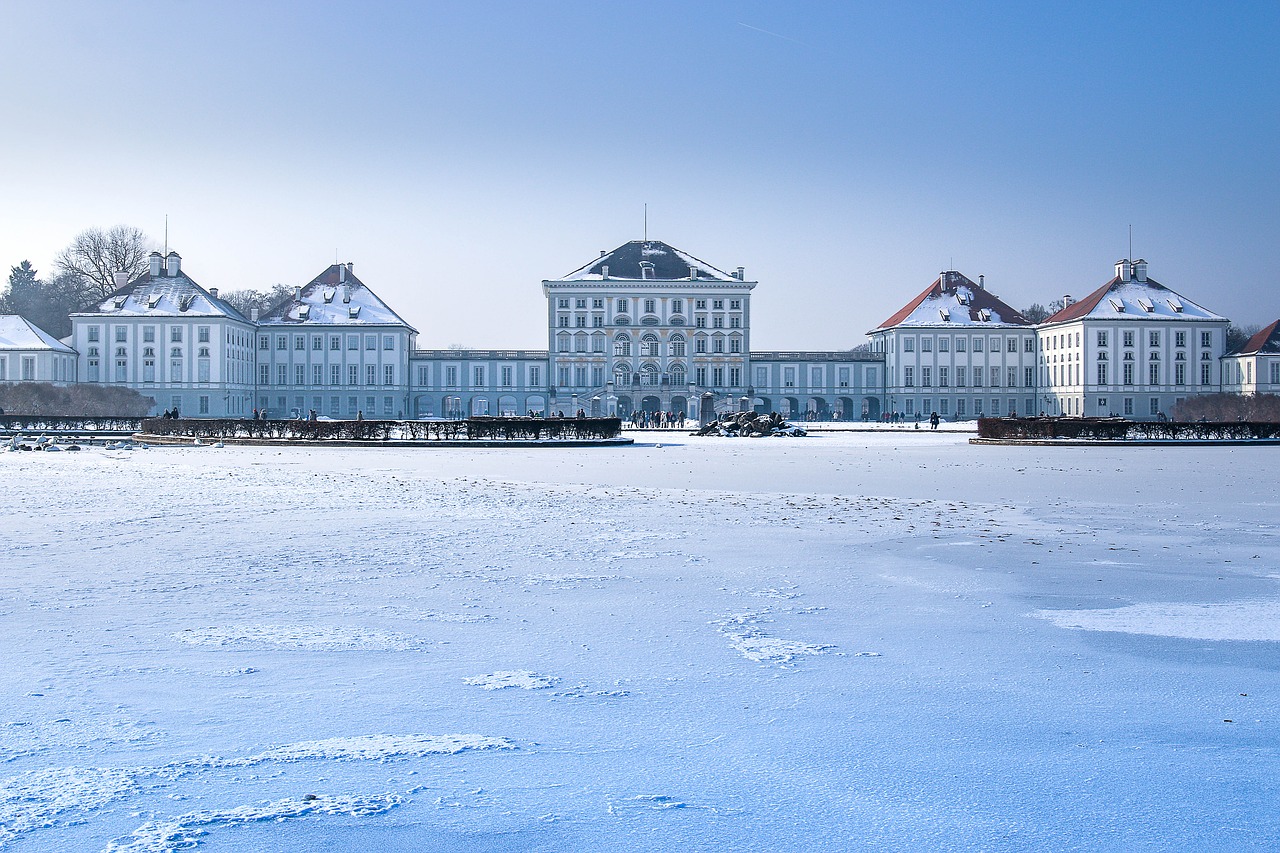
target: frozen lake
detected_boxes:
[2,432,1277,851]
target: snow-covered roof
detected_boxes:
[77,266,250,323]
[556,241,740,282]
[1232,319,1280,356]
[1046,272,1225,324]
[0,315,76,353]
[870,271,1031,333]
[258,264,417,331]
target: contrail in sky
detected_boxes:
[737,21,808,46]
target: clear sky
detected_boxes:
[2,1,1277,349]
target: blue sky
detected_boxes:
[2,1,1277,348]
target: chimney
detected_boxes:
[250,307,259,322]
[689,265,698,280]
[602,265,609,279]
[736,266,745,280]
[599,250,607,258]
[1063,294,1074,307]
[1115,259,1132,282]
[345,261,353,274]
[165,251,181,277]
[208,287,218,299]
[113,271,129,290]
[339,264,346,282]
[149,251,163,277]
[294,286,302,300]
[1133,259,1148,282]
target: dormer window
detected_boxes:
[939,309,950,322]
[298,305,311,320]
[1137,297,1154,313]
[1168,298,1184,312]
[956,291,971,306]
[113,297,126,310]
[147,294,162,309]
[639,261,655,280]
[977,309,991,322]
[348,305,361,319]
[1109,298,1125,313]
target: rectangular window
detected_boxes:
[811,367,823,386]
[991,367,1000,387]
[417,366,428,386]
[593,298,604,310]
[385,365,395,385]
[956,337,966,352]
[295,365,305,385]
[838,367,849,388]
[88,326,100,342]
[529,366,540,386]
[921,366,932,387]
[939,366,949,387]
[1022,337,1032,353]
[730,367,741,386]
[278,365,287,385]
[940,398,949,415]
[1007,337,1017,353]
[904,366,914,387]
[1097,363,1108,385]
[276,335,286,350]
[313,335,323,350]
[1149,331,1160,347]
[1123,331,1134,347]
[142,326,155,343]
[1150,397,1160,415]
[903,337,915,352]
[294,336,304,350]
[956,367,966,387]
[712,367,725,386]
[695,367,707,386]
[939,338,950,352]
[1007,367,1017,387]
[331,365,340,385]
[347,335,358,350]
[501,366,513,387]
[446,366,458,387]
[695,317,706,328]
[695,338,707,354]
[1175,363,1186,385]
[973,337,984,352]
[349,365,358,385]
[260,364,270,384]
[365,335,376,350]
[713,300,723,310]
[1271,362,1280,385]
[922,337,932,352]
[1175,331,1186,348]
[558,366,570,386]
[973,368,983,387]
[1201,363,1211,385]
[1201,331,1212,349]
[197,326,210,343]
[756,367,768,387]
[367,365,377,385]
[330,336,340,350]
[474,366,485,387]
[1149,362,1160,385]
[1123,363,1134,385]
[115,326,127,342]
[956,398,966,416]
[784,367,795,387]
[1097,330,1108,347]
[312,365,322,385]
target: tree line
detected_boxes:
[1,225,291,338]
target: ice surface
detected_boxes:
[2,434,1279,851]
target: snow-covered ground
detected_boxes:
[1,432,1277,851]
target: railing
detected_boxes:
[0,415,144,432]
[140,416,624,442]
[977,417,1280,441]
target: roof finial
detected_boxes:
[644,203,648,242]
[164,214,168,256]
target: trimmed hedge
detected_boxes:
[140,416,623,442]
[977,416,1280,441]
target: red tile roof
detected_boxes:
[871,271,1030,331]
[1236,319,1280,355]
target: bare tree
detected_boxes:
[220,284,295,318]
[1226,323,1262,354]
[1021,303,1051,323]
[54,225,153,302]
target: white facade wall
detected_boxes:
[254,325,412,419]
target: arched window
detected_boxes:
[614,365,631,386]
[641,364,660,385]
[641,334,659,358]
[614,334,631,357]
[670,334,686,357]
[670,365,686,386]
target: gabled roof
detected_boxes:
[556,240,739,282]
[1233,319,1280,356]
[77,266,250,323]
[0,315,77,353]
[870,271,1030,332]
[1045,274,1224,324]
[258,264,417,331]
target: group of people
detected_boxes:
[160,408,181,419]
[626,409,686,429]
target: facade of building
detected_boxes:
[68,251,257,417]
[255,263,417,420]
[542,241,755,418]
[1223,320,1280,395]
[1034,259,1229,418]
[868,270,1039,420]
[0,315,78,383]
[4,241,1261,421]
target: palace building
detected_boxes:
[3,239,1265,421]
